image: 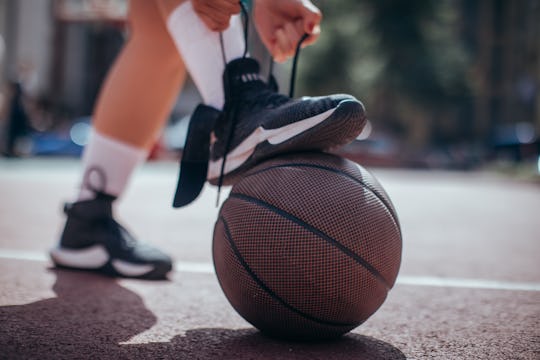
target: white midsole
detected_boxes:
[207,107,336,179]
[50,244,109,269]
[50,244,154,276]
[111,260,154,277]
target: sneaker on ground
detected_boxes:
[50,192,173,279]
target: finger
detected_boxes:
[290,17,320,49]
[192,1,240,29]
[197,14,219,31]
[273,49,287,63]
[294,19,305,36]
[203,17,230,31]
[206,0,241,15]
[283,22,302,57]
[194,5,231,31]
[224,0,241,14]
[275,26,295,61]
[301,24,321,47]
[300,1,323,34]
[292,19,311,48]
[273,28,292,63]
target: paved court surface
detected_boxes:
[0,157,539,359]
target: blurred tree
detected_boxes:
[296,0,471,151]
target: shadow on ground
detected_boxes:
[0,269,405,360]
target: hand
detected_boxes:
[253,0,322,63]
[191,0,242,31]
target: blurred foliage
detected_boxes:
[294,0,473,148]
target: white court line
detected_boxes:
[1,249,539,292]
[0,249,50,262]
[396,275,540,292]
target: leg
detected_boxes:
[79,0,187,200]
[51,0,185,279]
[94,0,187,150]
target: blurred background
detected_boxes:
[0,0,538,178]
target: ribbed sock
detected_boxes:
[77,131,147,201]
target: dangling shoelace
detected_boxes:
[215,1,309,205]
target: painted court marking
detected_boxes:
[1,248,539,292]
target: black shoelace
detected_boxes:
[216,1,308,204]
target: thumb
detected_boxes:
[299,1,322,35]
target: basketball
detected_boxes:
[212,152,402,341]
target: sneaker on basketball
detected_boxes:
[207,57,367,185]
[173,57,367,207]
[50,191,173,279]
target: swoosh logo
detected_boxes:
[208,108,336,179]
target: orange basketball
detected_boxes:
[213,152,402,340]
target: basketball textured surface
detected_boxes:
[212,152,402,341]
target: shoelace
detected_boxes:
[215,1,309,204]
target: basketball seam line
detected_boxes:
[229,192,392,290]
[243,161,402,235]
[218,215,359,328]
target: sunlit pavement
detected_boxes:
[1,157,539,359]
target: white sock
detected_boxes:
[77,131,147,201]
[166,1,245,109]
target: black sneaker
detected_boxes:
[172,58,366,207]
[208,57,366,186]
[50,192,173,279]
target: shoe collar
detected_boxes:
[65,191,116,218]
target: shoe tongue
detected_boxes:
[225,57,261,77]
[224,57,267,92]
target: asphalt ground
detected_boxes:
[0,157,539,359]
